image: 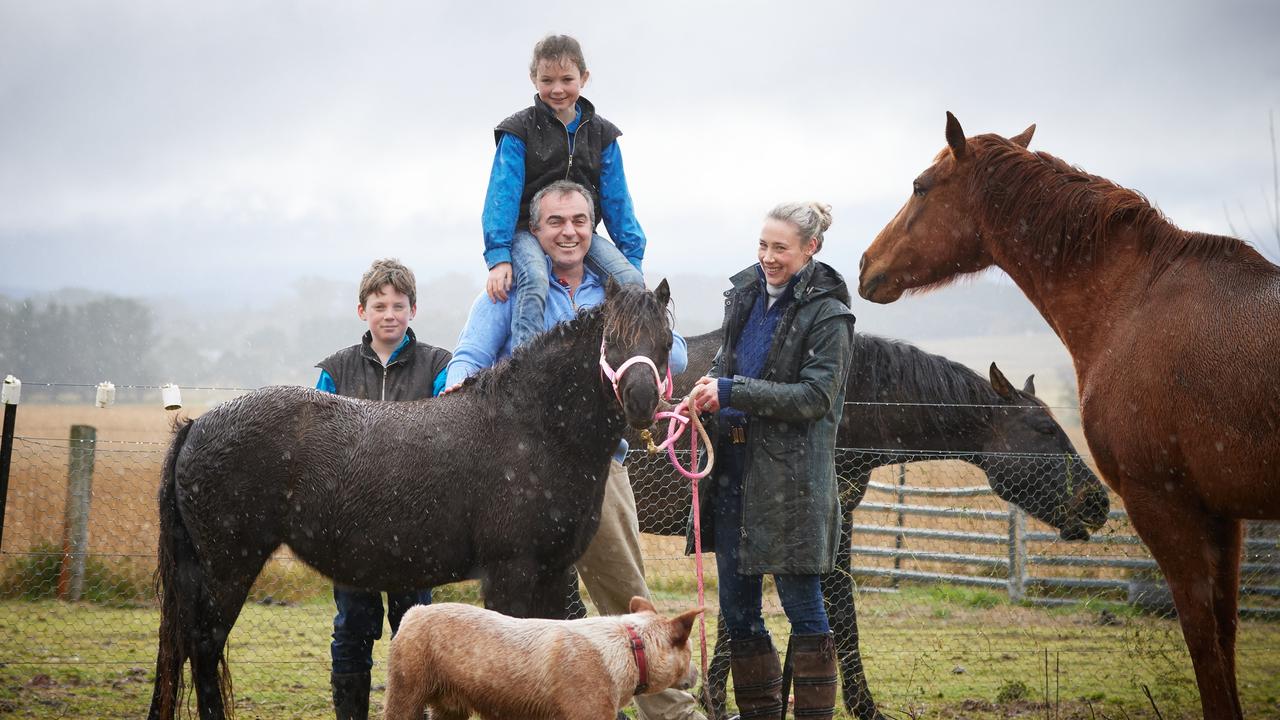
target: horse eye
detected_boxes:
[912,180,927,198]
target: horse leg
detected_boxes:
[821,490,883,720]
[1212,518,1244,719]
[703,613,731,719]
[1126,497,1241,720]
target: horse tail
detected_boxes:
[151,418,231,719]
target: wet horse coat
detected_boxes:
[858,113,1280,719]
[626,329,1108,719]
[147,281,674,720]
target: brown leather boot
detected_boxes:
[729,634,783,720]
[789,633,837,720]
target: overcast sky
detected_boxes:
[2,0,1278,306]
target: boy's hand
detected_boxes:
[441,381,464,396]
[486,263,513,302]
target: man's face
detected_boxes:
[358,285,415,346]
[533,191,593,272]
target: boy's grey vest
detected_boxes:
[495,94,622,231]
[316,328,451,401]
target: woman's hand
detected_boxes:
[486,263,513,302]
[690,376,721,414]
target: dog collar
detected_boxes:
[624,624,649,695]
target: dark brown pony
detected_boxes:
[858,113,1280,720]
[147,281,674,720]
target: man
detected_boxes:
[447,180,705,720]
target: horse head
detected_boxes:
[975,363,1109,541]
[600,277,674,430]
[859,112,1036,304]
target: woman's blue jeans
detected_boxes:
[713,444,830,642]
[331,586,432,674]
[509,230,644,348]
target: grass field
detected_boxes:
[2,584,1279,719]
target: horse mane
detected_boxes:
[853,333,1000,434]
[969,135,1269,277]
[460,284,666,401]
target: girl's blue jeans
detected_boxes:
[713,443,830,642]
[509,230,644,348]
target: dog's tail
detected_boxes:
[147,419,231,719]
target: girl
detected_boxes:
[481,34,646,348]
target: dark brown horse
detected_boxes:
[148,281,674,720]
[858,113,1280,719]
[625,330,1108,719]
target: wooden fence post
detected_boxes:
[1007,505,1027,603]
[0,378,19,554]
[58,424,96,602]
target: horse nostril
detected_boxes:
[1059,523,1089,542]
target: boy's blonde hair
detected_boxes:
[359,258,417,307]
[529,35,588,77]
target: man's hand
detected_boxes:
[690,376,721,414]
[486,262,513,302]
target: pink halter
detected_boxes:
[599,338,673,405]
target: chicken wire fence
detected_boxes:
[2,403,1280,717]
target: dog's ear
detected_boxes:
[629,596,657,614]
[668,607,704,647]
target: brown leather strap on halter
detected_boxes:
[625,624,649,695]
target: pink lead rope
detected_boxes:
[599,337,716,715]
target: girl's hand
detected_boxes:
[486,263,513,302]
[690,376,721,414]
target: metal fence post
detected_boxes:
[58,424,96,602]
[0,376,19,554]
[1007,505,1027,603]
[893,463,906,588]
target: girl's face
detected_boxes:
[758,218,817,286]
[532,58,589,120]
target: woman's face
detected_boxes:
[758,218,817,286]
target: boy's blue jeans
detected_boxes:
[713,443,830,642]
[510,230,644,348]
[331,586,432,674]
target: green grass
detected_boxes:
[2,586,1280,719]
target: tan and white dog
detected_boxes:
[383,596,703,720]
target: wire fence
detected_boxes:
[2,397,1279,718]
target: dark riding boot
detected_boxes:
[331,671,370,720]
[729,634,784,720]
[790,633,838,720]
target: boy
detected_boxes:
[315,258,451,720]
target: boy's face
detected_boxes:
[531,58,588,118]
[358,285,415,346]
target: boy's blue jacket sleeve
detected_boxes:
[316,370,337,394]
[445,292,514,387]
[481,133,528,269]
[598,141,647,270]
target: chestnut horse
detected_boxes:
[858,112,1280,719]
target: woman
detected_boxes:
[688,202,855,720]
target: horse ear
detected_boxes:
[1010,123,1036,149]
[989,362,1016,400]
[1022,373,1036,396]
[668,607,704,647]
[605,275,622,299]
[946,111,968,160]
[654,278,670,307]
[629,596,656,614]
